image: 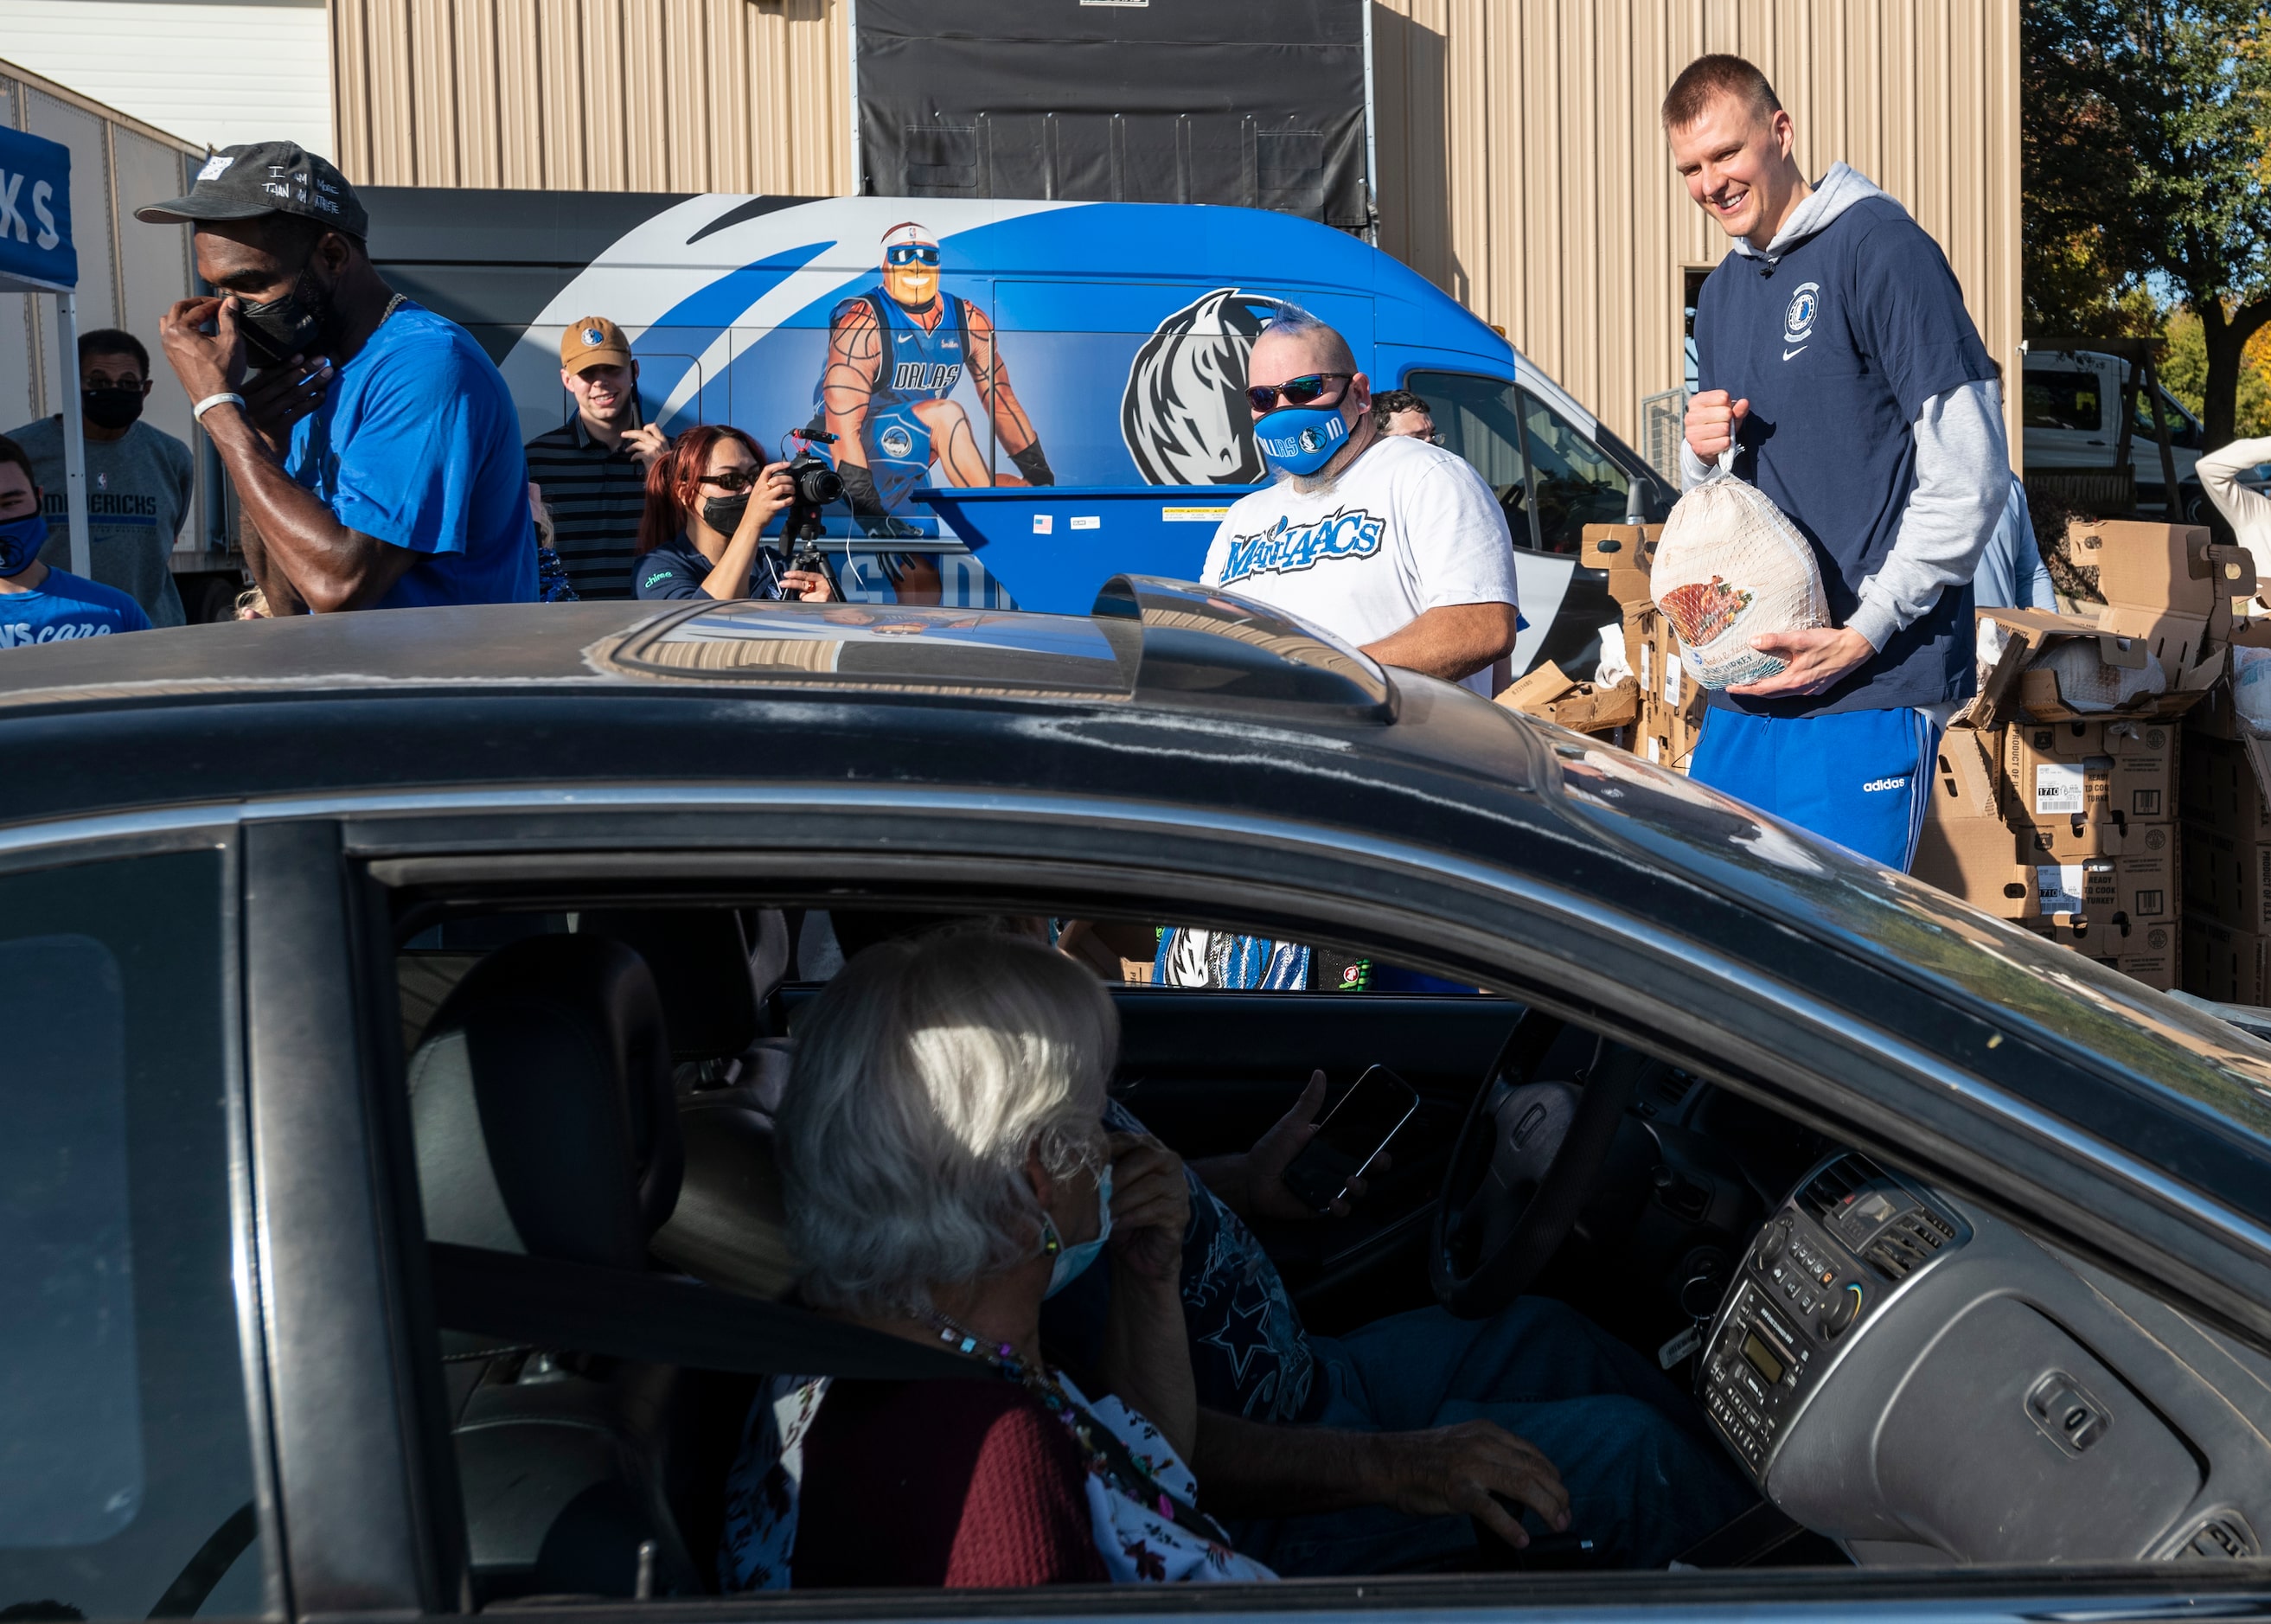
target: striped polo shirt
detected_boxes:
[523,415,648,600]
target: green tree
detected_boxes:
[2025,0,2271,445]
[2162,307,2271,433]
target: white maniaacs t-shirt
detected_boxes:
[1199,433,1519,695]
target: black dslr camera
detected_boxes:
[783,429,847,579]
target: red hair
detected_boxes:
[637,423,766,554]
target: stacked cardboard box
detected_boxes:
[1912,520,2250,992]
[1579,524,1710,769]
[2180,621,2271,1002]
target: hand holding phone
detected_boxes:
[1279,1064,1418,1217]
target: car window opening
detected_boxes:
[375,893,2271,1606]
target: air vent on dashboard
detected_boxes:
[1861,1209,1958,1281]
[1799,1154,1873,1221]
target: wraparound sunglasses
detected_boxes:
[1246,373,1353,412]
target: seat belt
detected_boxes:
[425,1241,984,1381]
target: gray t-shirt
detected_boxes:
[6,415,191,628]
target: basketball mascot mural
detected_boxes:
[819,221,1056,528]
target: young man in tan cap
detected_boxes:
[524,316,665,599]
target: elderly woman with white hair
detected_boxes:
[718,929,1276,1589]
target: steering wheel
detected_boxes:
[1430,1011,1653,1320]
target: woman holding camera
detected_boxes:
[633,425,836,602]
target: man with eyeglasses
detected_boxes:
[1201,308,1520,695]
[149,143,536,611]
[5,328,191,625]
[819,221,1054,528]
[1370,388,1442,448]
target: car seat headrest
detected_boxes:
[579,909,760,1060]
[409,935,683,1268]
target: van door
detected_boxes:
[1405,369,1623,678]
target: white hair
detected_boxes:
[778,929,1118,1316]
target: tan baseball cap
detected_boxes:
[560,316,632,371]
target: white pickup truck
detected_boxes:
[2023,347,2209,522]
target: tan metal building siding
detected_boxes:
[328,0,2020,451]
[1371,0,2022,456]
[330,0,848,193]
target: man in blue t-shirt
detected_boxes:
[143,143,535,613]
[1663,57,2007,869]
[0,435,151,647]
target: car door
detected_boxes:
[1406,368,1625,680]
[0,837,278,1622]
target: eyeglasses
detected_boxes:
[885,244,942,267]
[697,469,762,492]
[1245,373,1353,412]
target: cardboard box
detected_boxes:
[2031,848,2178,927]
[2028,916,2179,991]
[2003,717,2176,832]
[1913,816,2038,917]
[2182,823,2271,931]
[1911,726,2038,917]
[2017,815,2177,863]
[2181,732,2271,841]
[1969,520,2246,731]
[2182,621,2271,739]
[1580,523,1661,612]
[2185,914,2271,1006]
[1496,661,1641,735]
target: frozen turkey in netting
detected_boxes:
[1651,457,1829,689]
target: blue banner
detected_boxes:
[0,126,74,293]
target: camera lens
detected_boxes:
[796,463,845,505]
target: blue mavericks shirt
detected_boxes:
[1695,197,1992,717]
[0,568,151,647]
[834,290,971,509]
[286,301,537,609]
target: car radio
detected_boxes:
[1702,1154,1964,1479]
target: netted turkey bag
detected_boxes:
[1651,473,1830,689]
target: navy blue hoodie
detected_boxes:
[1694,171,1993,717]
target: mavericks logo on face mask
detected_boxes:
[1219,505,1385,584]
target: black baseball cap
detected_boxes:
[135,142,368,240]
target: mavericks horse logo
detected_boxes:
[1122,288,1289,486]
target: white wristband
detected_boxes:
[192,392,245,423]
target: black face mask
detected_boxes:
[81,387,144,431]
[700,493,752,534]
[235,262,337,368]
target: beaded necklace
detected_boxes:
[924,1309,1229,1546]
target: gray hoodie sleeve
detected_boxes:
[1679,439,1715,492]
[1847,379,2007,651]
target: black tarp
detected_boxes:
[854,0,1371,231]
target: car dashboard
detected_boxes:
[1712,1153,2271,1566]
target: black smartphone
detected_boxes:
[1280,1064,1419,1215]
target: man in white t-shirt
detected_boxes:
[1201,307,1521,695]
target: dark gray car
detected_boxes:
[5,579,2271,1622]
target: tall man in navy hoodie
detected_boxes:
[1666,55,2007,869]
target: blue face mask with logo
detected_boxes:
[1254,405,1351,476]
[0,512,46,577]
[1042,1162,1113,1299]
